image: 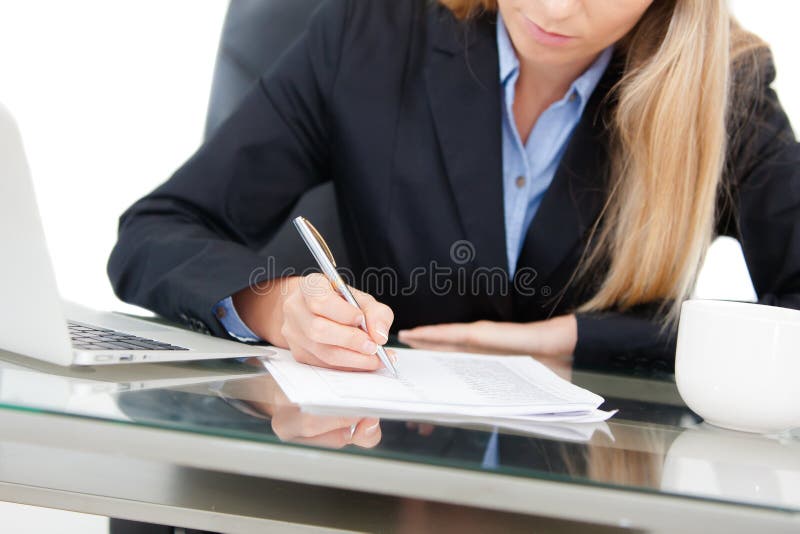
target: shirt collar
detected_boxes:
[496,14,613,107]
[497,15,520,87]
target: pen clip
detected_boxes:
[299,216,337,268]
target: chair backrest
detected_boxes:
[206,0,323,137]
[206,0,348,267]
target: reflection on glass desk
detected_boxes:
[0,347,797,529]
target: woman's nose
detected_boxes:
[535,0,580,22]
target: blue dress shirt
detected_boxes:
[497,16,612,276]
[213,297,261,342]
[215,14,612,339]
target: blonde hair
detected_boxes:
[440,0,768,321]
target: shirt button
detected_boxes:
[569,92,578,103]
[515,175,526,188]
[215,306,227,320]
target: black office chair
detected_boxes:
[205,0,349,268]
[205,0,322,135]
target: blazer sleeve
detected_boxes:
[573,56,800,373]
[107,0,349,337]
[723,59,800,311]
[573,307,676,374]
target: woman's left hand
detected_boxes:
[397,316,578,380]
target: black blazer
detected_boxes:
[108,0,800,372]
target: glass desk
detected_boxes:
[0,345,797,533]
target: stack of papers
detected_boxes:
[263,348,615,440]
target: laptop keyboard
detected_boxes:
[68,321,189,351]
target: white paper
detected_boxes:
[263,348,611,421]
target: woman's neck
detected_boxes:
[512,54,599,144]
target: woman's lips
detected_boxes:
[522,16,575,46]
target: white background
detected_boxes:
[0,1,797,531]
[0,0,229,316]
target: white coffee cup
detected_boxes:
[676,299,800,434]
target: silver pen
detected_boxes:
[293,216,399,378]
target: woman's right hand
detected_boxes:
[233,274,395,372]
[222,369,382,449]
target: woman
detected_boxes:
[109,0,800,373]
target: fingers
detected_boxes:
[398,322,544,360]
[398,325,489,352]
[385,348,399,366]
[300,313,378,356]
[351,417,382,448]
[300,273,364,326]
[305,343,384,371]
[288,339,383,372]
[398,323,470,346]
[286,429,359,449]
[282,277,380,371]
[281,274,397,372]
[271,409,381,449]
[351,287,394,345]
[272,408,361,441]
[284,313,382,370]
[400,339,464,353]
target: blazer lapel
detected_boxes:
[424,8,507,276]
[516,57,624,286]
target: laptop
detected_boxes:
[0,102,274,366]
[0,350,269,395]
